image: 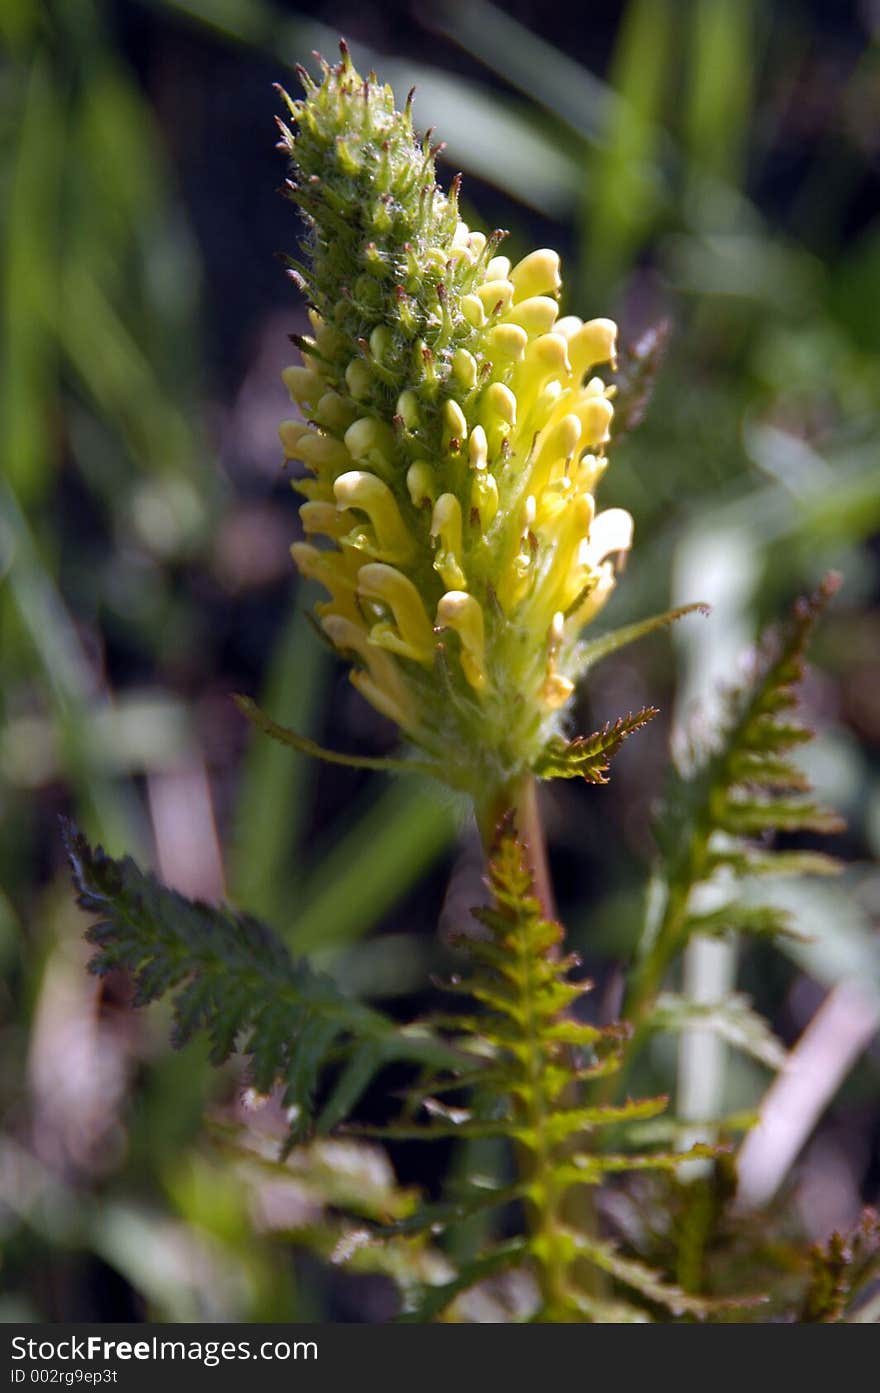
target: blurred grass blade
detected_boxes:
[684,0,755,188]
[290,781,458,958]
[432,0,617,142]
[229,608,327,919]
[0,477,143,852]
[580,0,673,291]
[1,55,59,503]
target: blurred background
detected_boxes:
[1,0,878,1322]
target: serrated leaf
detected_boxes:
[373,1183,521,1241]
[548,1141,722,1188]
[634,575,846,1056]
[717,794,845,837]
[397,1239,528,1322]
[533,708,658,783]
[682,901,806,943]
[801,1209,880,1322]
[63,819,464,1144]
[648,992,788,1070]
[560,1230,764,1318]
[708,848,842,879]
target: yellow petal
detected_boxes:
[435,591,488,692]
[509,248,561,302]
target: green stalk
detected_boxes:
[479,773,599,1318]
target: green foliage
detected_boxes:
[534,708,657,783]
[355,829,752,1321]
[647,992,786,1071]
[8,0,873,1329]
[63,820,464,1149]
[800,1210,880,1323]
[234,693,449,784]
[625,575,845,1042]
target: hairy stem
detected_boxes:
[512,775,557,921]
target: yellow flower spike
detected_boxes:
[529,413,583,495]
[315,391,358,435]
[447,244,476,270]
[527,331,572,377]
[503,296,559,335]
[534,481,572,527]
[297,429,353,473]
[484,323,528,363]
[290,542,361,623]
[291,475,335,502]
[572,452,608,495]
[282,364,324,406]
[539,611,575,711]
[309,310,344,358]
[442,398,468,450]
[396,389,421,431]
[369,325,393,362]
[485,255,511,280]
[279,418,310,459]
[513,333,572,424]
[452,348,478,391]
[541,492,596,617]
[322,614,416,730]
[571,393,614,450]
[333,471,414,559]
[477,279,515,315]
[431,493,467,590]
[298,500,351,539]
[468,424,489,472]
[483,382,517,427]
[582,507,634,569]
[424,248,448,275]
[349,670,415,731]
[570,561,616,630]
[509,248,561,302]
[498,494,538,610]
[278,56,637,793]
[344,417,397,468]
[435,591,488,693]
[554,315,583,339]
[344,358,373,400]
[406,461,436,508]
[356,562,435,665]
[471,470,499,529]
[461,294,486,328]
[568,317,618,378]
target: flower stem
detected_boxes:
[477,773,603,1318]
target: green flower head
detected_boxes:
[276,44,631,799]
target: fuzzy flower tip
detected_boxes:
[276,44,632,795]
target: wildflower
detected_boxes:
[275,44,632,797]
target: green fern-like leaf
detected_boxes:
[362,825,752,1321]
[63,820,465,1147]
[627,575,845,1031]
[534,708,658,784]
[800,1209,880,1322]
